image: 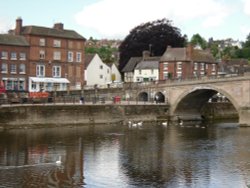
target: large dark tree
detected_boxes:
[118,18,186,71]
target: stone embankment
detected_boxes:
[0,104,169,129]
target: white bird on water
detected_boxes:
[128,121,143,128]
[162,122,168,127]
[56,156,62,165]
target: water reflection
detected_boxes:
[0,122,250,187]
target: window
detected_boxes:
[68,51,73,62]
[194,62,198,70]
[53,66,61,77]
[53,51,61,60]
[1,63,7,73]
[100,75,103,79]
[212,64,216,71]
[19,80,25,90]
[163,62,168,70]
[36,65,45,77]
[139,70,142,74]
[20,52,26,60]
[76,52,81,62]
[39,38,45,46]
[40,50,45,59]
[19,64,26,74]
[100,65,103,69]
[1,51,8,59]
[163,72,169,80]
[200,63,205,70]
[10,64,17,74]
[177,62,182,70]
[11,52,17,60]
[53,40,61,47]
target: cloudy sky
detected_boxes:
[1,0,250,41]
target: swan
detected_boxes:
[179,120,183,126]
[56,156,62,165]
[162,122,168,127]
[137,121,143,128]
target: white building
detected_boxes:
[85,54,112,87]
[133,60,159,82]
[110,63,122,82]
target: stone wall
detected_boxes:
[201,102,238,120]
[0,105,169,129]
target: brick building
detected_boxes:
[159,45,217,80]
[0,34,29,90]
[0,17,86,92]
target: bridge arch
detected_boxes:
[155,92,165,103]
[138,91,148,102]
[171,86,239,120]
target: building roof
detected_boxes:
[20,25,86,40]
[122,57,142,72]
[160,47,187,62]
[223,59,249,66]
[0,34,29,46]
[160,46,216,63]
[192,50,215,63]
[135,60,159,69]
[122,56,161,72]
[84,54,96,69]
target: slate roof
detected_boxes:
[0,34,29,46]
[122,57,142,72]
[160,47,215,63]
[122,56,161,72]
[20,25,86,40]
[160,48,187,61]
[135,60,159,69]
[84,54,96,69]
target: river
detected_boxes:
[0,120,249,188]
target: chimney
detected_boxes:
[15,17,22,35]
[186,44,194,60]
[53,23,64,30]
[142,50,150,60]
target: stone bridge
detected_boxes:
[124,75,250,126]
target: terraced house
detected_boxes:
[0,17,86,92]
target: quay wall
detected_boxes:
[0,104,169,129]
[0,102,238,129]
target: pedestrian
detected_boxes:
[80,96,84,104]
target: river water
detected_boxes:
[0,120,250,188]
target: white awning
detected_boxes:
[29,77,70,84]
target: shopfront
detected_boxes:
[29,77,70,92]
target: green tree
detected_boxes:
[85,46,118,63]
[190,34,207,49]
[243,33,250,48]
[118,18,186,71]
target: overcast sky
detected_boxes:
[1,0,250,41]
